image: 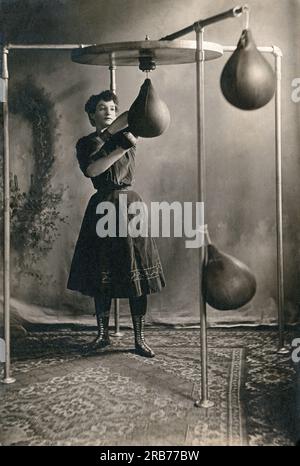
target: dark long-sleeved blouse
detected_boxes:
[76,131,136,191]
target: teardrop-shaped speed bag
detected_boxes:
[128,78,170,137]
[203,244,257,310]
[220,29,276,110]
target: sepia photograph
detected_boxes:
[0,0,300,449]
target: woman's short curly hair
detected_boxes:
[85,90,119,126]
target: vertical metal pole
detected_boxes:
[109,65,116,94]
[274,48,289,354]
[194,28,213,408]
[108,55,122,337]
[113,298,122,337]
[1,45,15,384]
[223,45,288,352]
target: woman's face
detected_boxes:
[91,99,117,131]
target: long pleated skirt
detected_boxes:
[67,188,166,298]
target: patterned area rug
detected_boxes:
[0,329,246,446]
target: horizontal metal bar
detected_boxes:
[160,5,243,41]
[7,44,94,50]
[222,45,283,56]
[6,43,282,56]
[194,5,243,29]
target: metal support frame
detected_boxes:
[222,45,288,354]
[160,6,244,409]
[193,43,288,403]
[273,47,289,354]
[193,27,214,409]
[160,6,243,41]
[112,298,123,338]
[108,54,123,338]
[1,45,15,384]
[1,26,287,389]
[0,42,119,383]
[109,54,117,94]
[159,6,287,405]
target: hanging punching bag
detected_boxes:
[128,78,170,137]
[220,29,276,110]
[203,244,256,311]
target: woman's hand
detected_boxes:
[115,131,137,149]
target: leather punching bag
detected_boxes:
[128,78,170,137]
[220,29,276,110]
[203,244,257,310]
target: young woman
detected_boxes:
[67,90,165,357]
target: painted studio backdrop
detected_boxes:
[1,0,300,329]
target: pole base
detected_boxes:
[194,399,214,408]
[277,346,290,355]
[1,377,16,384]
[110,332,123,338]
